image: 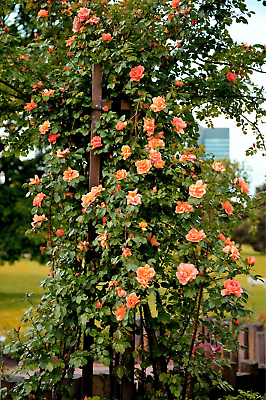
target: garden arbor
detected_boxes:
[1,0,266,399]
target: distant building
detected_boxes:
[198,127,230,159]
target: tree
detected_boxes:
[0,1,265,399]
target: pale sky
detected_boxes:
[201,0,266,194]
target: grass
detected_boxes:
[0,258,49,337]
[0,246,265,337]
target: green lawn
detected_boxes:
[0,258,49,336]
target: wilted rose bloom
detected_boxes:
[150,96,166,112]
[240,181,250,194]
[147,233,160,246]
[135,159,152,174]
[221,279,243,297]
[57,148,70,158]
[29,174,42,186]
[102,33,113,41]
[139,221,147,231]
[248,256,256,265]
[117,287,127,297]
[227,72,237,82]
[179,152,196,163]
[194,343,220,360]
[33,192,46,207]
[222,244,240,261]
[115,169,127,180]
[63,167,79,182]
[31,214,47,228]
[39,120,50,135]
[122,248,132,258]
[126,189,142,205]
[129,66,145,82]
[154,160,165,169]
[113,303,127,321]
[176,263,198,285]
[136,264,155,288]
[91,136,102,149]
[98,231,108,248]
[212,162,226,172]
[65,36,75,47]
[218,233,226,241]
[38,9,48,17]
[88,15,100,25]
[149,150,162,164]
[172,117,187,134]
[48,133,60,144]
[221,200,234,215]
[56,229,64,237]
[143,117,156,135]
[126,293,140,308]
[116,121,127,130]
[42,89,54,97]
[77,7,91,22]
[186,228,206,242]
[24,99,38,111]
[121,145,132,160]
[175,201,194,214]
[189,180,207,198]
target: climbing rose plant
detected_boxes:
[0,0,265,399]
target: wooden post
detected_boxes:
[240,360,259,392]
[248,323,263,362]
[256,331,265,365]
[238,325,248,370]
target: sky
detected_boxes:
[200,0,266,194]
[1,0,266,193]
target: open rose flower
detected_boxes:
[33,192,46,207]
[146,138,165,150]
[136,264,155,288]
[48,133,60,144]
[221,279,243,297]
[121,145,131,159]
[212,162,226,172]
[102,33,113,41]
[143,118,156,136]
[31,214,47,228]
[122,248,132,258]
[222,243,240,260]
[24,99,38,111]
[186,228,206,242]
[189,180,207,198]
[175,201,194,214]
[150,96,166,112]
[227,72,237,82]
[63,167,79,182]
[179,152,196,163]
[129,66,145,82]
[172,117,187,134]
[29,175,42,186]
[91,136,102,149]
[139,221,147,231]
[117,287,127,297]
[77,7,91,22]
[116,121,127,130]
[115,169,127,180]
[81,185,104,207]
[38,9,48,17]
[72,16,81,33]
[221,200,234,215]
[57,149,70,159]
[171,0,180,8]
[176,263,198,285]
[113,303,127,321]
[135,159,152,174]
[126,189,142,205]
[126,293,140,308]
[149,150,162,164]
[39,120,50,135]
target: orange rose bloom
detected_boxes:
[143,118,156,135]
[122,247,132,258]
[24,99,38,111]
[115,169,127,180]
[221,279,243,297]
[63,167,79,182]
[91,136,102,149]
[179,152,196,163]
[135,159,152,174]
[227,72,237,82]
[102,33,113,41]
[150,96,166,112]
[248,256,256,265]
[38,9,49,17]
[139,221,147,231]
[154,160,165,169]
[149,150,162,164]
[39,120,50,135]
[121,145,131,160]
[31,214,47,228]
[222,244,240,261]
[172,117,187,134]
[29,175,42,186]
[145,138,165,150]
[126,292,140,308]
[113,303,127,321]
[175,80,184,86]
[57,148,70,158]
[126,189,142,205]
[147,233,160,246]
[77,7,91,22]
[176,263,198,285]
[33,192,46,207]
[81,185,104,207]
[218,233,226,242]
[234,178,250,194]
[129,66,145,82]
[221,200,234,215]
[117,287,127,297]
[99,231,108,248]
[175,201,194,214]
[116,121,127,130]
[189,180,207,198]
[48,133,60,144]
[136,264,156,288]
[42,89,54,97]
[171,0,180,8]
[212,162,226,172]
[186,228,206,242]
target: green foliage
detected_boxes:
[0,0,266,399]
[219,390,264,399]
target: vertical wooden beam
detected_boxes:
[82,64,103,400]
[248,323,263,362]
